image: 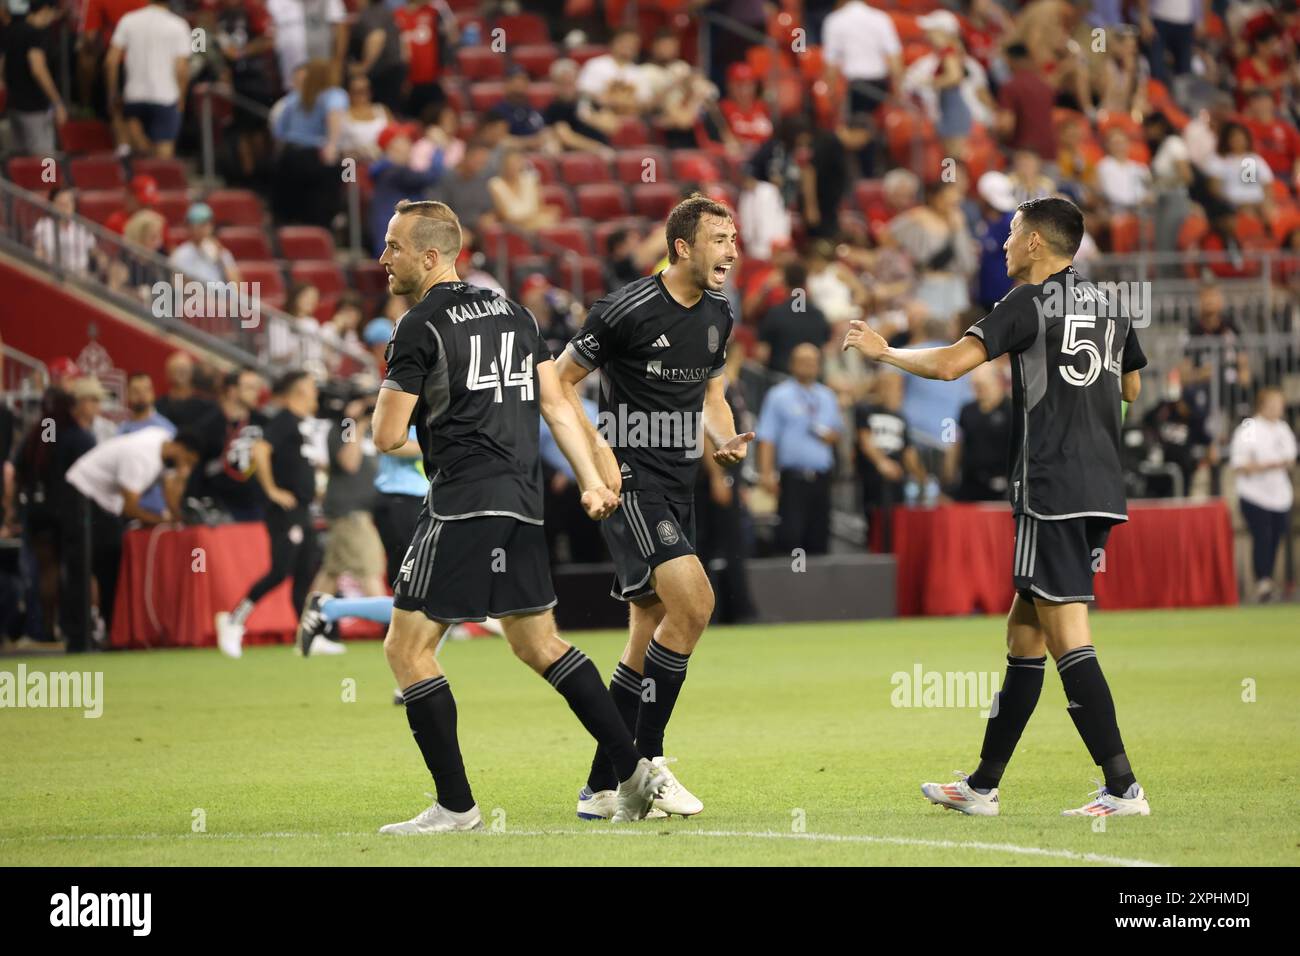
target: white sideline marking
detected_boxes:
[0,828,1164,867]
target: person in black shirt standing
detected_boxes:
[215,370,321,658]
[3,0,66,157]
[756,261,830,375]
[370,199,667,833]
[947,364,1012,502]
[845,197,1152,818]
[557,194,751,820]
[854,371,923,551]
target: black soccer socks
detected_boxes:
[402,676,475,813]
[544,647,640,782]
[968,654,1047,791]
[636,639,690,760]
[586,661,643,792]
[1056,646,1137,796]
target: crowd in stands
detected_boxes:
[2,1,1299,649]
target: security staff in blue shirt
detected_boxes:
[372,425,425,586]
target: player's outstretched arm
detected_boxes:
[842,320,987,382]
[703,375,754,465]
[372,386,418,453]
[538,359,619,520]
[554,348,622,495]
[1122,370,1141,403]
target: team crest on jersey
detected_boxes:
[708,325,719,352]
[657,520,679,546]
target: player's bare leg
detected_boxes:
[1035,601,1150,817]
[379,608,482,833]
[923,594,1045,816]
[502,610,664,822]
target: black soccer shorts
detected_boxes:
[1012,514,1119,604]
[392,513,556,623]
[602,490,697,602]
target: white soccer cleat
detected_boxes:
[575,786,618,821]
[649,756,703,817]
[611,758,667,822]
[378,801,484,834]
[921,772,1000,816]
[215,612,244,659]
[1062,783,1150,817]
[306,634,346,656]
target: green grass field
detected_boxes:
[1,606,1297,866]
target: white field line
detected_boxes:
[0,827,1165,867]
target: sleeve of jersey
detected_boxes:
[963,286,1038,361]
[381,317,436,395]
[566,300,617,371]
[710,301,735,378]
[1121,323,1148,373]
[521,305,553,366]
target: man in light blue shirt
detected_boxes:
[118,371,175,515]
[372,424,426,585]
[755,343,842,555]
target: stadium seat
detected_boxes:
[508,254,552,290]
[458,47,507,80]
[164,225,190,253]
[468,81,506,112]
[218,226,274,261]
[526,82,555,110]
[352,260,391,301]
[277,225,335,260]
[131,157,188,190]
[575,183,629,219]
[1108,213,1143,255]
[76,189,127,226]
[493,13,550,45]
[70,154,126,191]
[155,190,192,226]
[671,151,721,183]
[631,182,678,219]
[237,260,286,308]
[59,119,115,154]
[206,189,264,227]
[540,184,576,218]
[6,156,63,192]
[611,118,650,148]
[567,44,608,66]
[615,148,668,185]
[558,153,612,186]
[538,222,593,256]
[526,154,557,184]
[479,223,535,260]
[290,260,346,294]
[708,182,738,210]
[554,254,605,305]
[512,43,559,79]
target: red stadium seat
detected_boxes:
[526,153,557,184]
[237,260,286,308]
[277,225,335,260]
[526,82,554,110]
[554,254,606,305]
[290,260,346,294]
[541,183,576,218]
[480,223,535,260]
[132,157,188,190]
[353,260,391,301]
[217,226,273,261]
[458,47,507,80]
[575,183,629,219]
[538,222,593,256]
[468,81,506,112]
[558,152,612,186]
[508,254,552,290]
[70,154,126,190]
[631,182,678,219]
[611,118,650,148]
[6,156,63,192]
[615,148,668,185]
[59,119,115,154]
[164,225,189,253]
[493,13,550,45]
[567,44,608,66]
[670,151,721,183]
[206,189,264,227]
[512,43,559,79]
[76,189,127,226]
[154,190,192,226]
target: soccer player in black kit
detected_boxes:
[370,200,666,833]
[844,197,1152,818]
[556,195,753,819]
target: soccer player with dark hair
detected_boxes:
[844,196,1152,818]
[556,194,752,819]
[369,199,666,833]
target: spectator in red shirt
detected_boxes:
[718,63,773,152]
[1242,88,1300,184]
[996,42,1058,165]
[104,174,161,235]
[1235,25,1289,110]
[395,0,454,124]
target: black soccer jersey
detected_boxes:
[382,280,552,524]
[964,266,1147,520]
[567,272,733,496]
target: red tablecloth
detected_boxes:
[893,501,1239,616]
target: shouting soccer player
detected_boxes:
[371,200,665,833]
[843,197,1151,818]
[556,194,753,820]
